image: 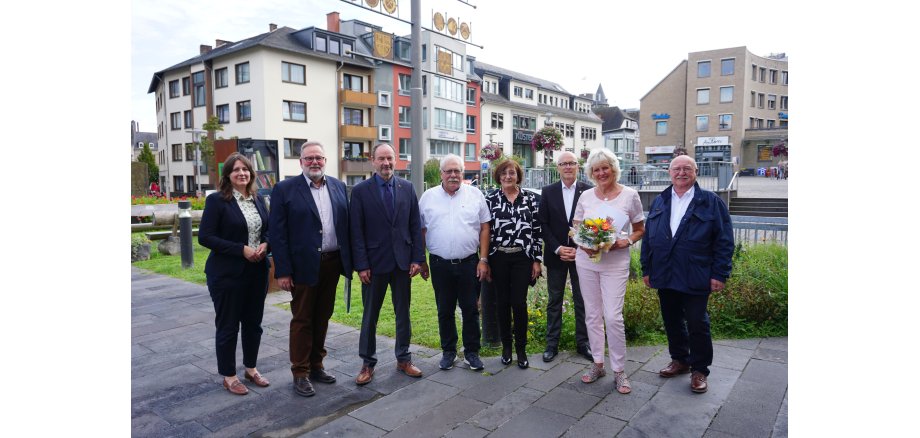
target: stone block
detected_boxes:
[757,337,787,351]
[706,379,786,438]
[350,379,460,431]
[657,366,741,406]
[711,344,755,371]
[752,347,787,364]
[591,380,658,421]
[384,395,488,438]
[427,363,494,390]
[627,370,668,388]
[443,423,489,438]
[626,345,664,363]
[535,386,601,418]
[488,406,577,438]
[563,412,626,437]
[461,366,541,404]
[739,358,787,387]
[467,387,544,431]
[525,361,583,393]
[301,416,386,438]
[626,392,721,438]
[773,392,788,438]
[713,338,761,350]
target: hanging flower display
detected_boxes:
[480,142,503,161]
[531,126,565,152]
[580,148,590,160]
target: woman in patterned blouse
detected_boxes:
[199,153,272,395]
[485,159,543,369]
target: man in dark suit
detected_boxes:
[269,141,353,398]
[351,143,425,385]
[536,151,593,362]
[640,155,734,394]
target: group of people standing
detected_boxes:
[196,140,734,398]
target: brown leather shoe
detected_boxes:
[659,360,691,378]
[310,368,337,384]
[244,371,270,387]
[691,371,708,393]
[355,365,374,386]
[396,360,423,377]
[223,378,249,395]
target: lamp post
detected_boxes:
[187,128,207,196]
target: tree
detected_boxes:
[424,158,441,189]
[199,116,224,170]
[137,143,159,183]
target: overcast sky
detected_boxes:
[132,0,794,133]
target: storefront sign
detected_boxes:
[651,113,670,120]
[513,129,533,143]
[434,129,462,141]
[697,136,730,146]
[645,145,676,154]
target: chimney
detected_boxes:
[216,39,231,47]
[327,12,340,33]
[269,23,277,32]
[200,44,212,54]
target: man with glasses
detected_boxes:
[535,151,594,362]
[418,154,491,372]
[640,154,734,394]
[268,142,352,397]
[351,143,425,385]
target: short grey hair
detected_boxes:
[585,148,620,184]
[300,141,324,155]
[669,154,698,170]
[555,150,577,165]
[439,154,463,171]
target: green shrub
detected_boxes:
[131,234,152,261]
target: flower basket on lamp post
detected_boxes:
[480,142,503,162]
[531,126,564,153]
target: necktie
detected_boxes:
[383,182,395,220]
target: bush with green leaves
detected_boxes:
[131,234,152,261]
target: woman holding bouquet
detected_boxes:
[572,149,645,394]
[486,159,542,369]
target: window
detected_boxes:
[767,94,777,110]
[720,86,733,103]
[698,60,711,78]
[183,110,192,129]
[283,100,306,122]
[282,62,305,84]
[779,120,787,128]
[513,115,536,130]
[721,58,734,76]
[192,71,205,107]
[750,91,756,107]
[758,93,765,108]
[769,69,778,84]
[750,117,757,129]
[185,143,195,161]
[434,76,464,102]
[344,142,364,158]
[751,64,757,80]
[429,140,460,157]
[379,125,391,141]
[283,138,307,159]
[169,80,179,98]
[172,144,183,161]
[466,87,476,105]
[421,44,426,61]
[525,89,534,100]
[719,114,733,130]
[466,143,476,161]
[466,115,476,134]
[182,77,190,95]
[187,176,197,193]
[237,101,251,121]
[422,75,427,96]
[491,112,504,129]
[173,176,184,191]
[343,108,363,126]
[780,95,788,110]
[398,74,411,95]
[395,40,410,60]
[697,88,710,105]
[170,112,181,130]
[696,115,709,131]
[767,119,775,128]
[513,86,523,97]
[781,71,788,85]
[399,138,409,159]
[565,124,574,138]
[656,121,668,135]
[214,67,228,88]
[759,67,766,82]
[343,73,362,91]
[216,104,230,124]
[329,39,340,55]
[398,106,410,127]
[315,35,327,51]
[235,62,250,84]
[580,127,597,140]
[434,108,464,132]
[378,91,391,107]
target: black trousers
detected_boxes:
[358,269,412,367]
[545,262,588,351]
[489,251,531,350]
[208,261,268,377]
[429,254,481,354]
[658,288,713,376]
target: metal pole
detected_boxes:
[195,133,202,196]
[409,0,424,197]
[178,200,193,268]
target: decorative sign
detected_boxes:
[460,22,470,40]
[365,0,379,7]
[382,0,397,14]
[651,113,670,120]
[373,30,392,59]
[434,129,461,141]
[645,146,676,154]
[697,136,729,146]
[513,129,534,143]
[447,17,458,35]
[758,145,772,161]
[433,12,445,31]
[431,11,471,41]
[437,51,453,75]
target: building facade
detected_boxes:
[639,47,788,171]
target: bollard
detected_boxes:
[178,200,193,268]
[480,280,501,348]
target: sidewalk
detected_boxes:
[132,268,788,437]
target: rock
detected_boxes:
[132,243,151,262]
[158,236,181,255]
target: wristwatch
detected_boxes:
[479,257,489,264]
[626,237,634,246]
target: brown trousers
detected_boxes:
[289,255,341,377]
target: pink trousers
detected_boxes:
[575,261,628,372]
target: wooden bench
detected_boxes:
[145,229,199,240]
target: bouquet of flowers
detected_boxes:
[531,126,564,152]
[480,142,503,161]
[569,217,616,263]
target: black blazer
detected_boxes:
[350,174,424,275]
[198,191,270,287]
[536,180,593,268]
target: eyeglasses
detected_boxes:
[669,166,695,173]
[441,169,462,175]
[558,161,578,167]
[301,156,326,163]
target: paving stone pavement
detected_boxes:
[132,268,788,437]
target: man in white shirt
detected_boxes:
[418,154,491,371]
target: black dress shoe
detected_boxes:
[293,376,315,397]
[516,348,529,369]
[577,345,593,361]
[542,349,558,362]
[310,368,337,384]
[501,344,512,365]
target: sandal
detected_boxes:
[614,371,631,394]
[581,363,606,383]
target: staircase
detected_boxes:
[729,197,787,217]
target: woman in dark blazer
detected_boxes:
[199,153,271,395]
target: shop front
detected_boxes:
[645,145,676,165]
[694,136,732,176]
[512,129,535,168]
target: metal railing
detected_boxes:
[731,215,787,246]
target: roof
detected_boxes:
[148,26,375,93]
[473,60,571,94]
[480,91,602,124]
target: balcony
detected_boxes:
[339,89,376,108]
[341,156,374,173]
[340,124,377,141]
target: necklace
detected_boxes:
[598,185,619,201]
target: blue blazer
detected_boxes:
[536,180,593,269]
[350,175,424,274]
[268,175,353,287]
[640,182,734,295]
[198,191,270,288]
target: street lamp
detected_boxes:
[186,128,207,196]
